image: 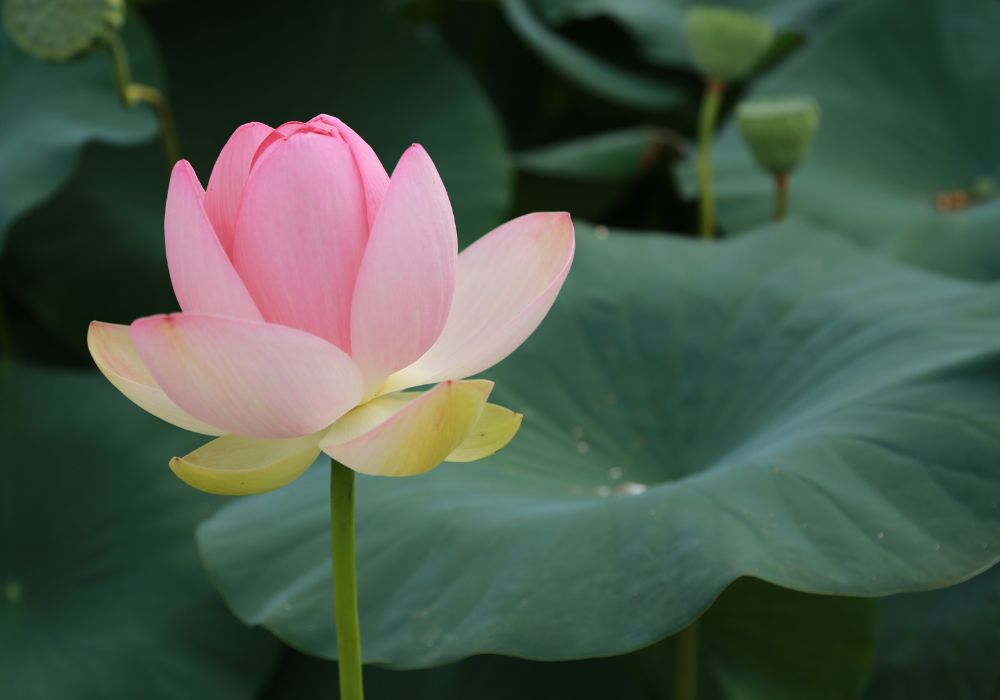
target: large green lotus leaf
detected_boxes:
[535,0,843,67]
[864,563,1000,699]
[0,364,279,699]
[499,0,686,112]
[199,221,1000,666]
[0,15,159,249]
[149,0,511,242]
[704,0,1000,279]
[259,579,874,700]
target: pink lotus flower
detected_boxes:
[87,115,574,494]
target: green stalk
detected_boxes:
[331,458,364,700]
[773,171,789,221]
[696,79,725,239]
[674,620,699,700]
[106,32,181,166]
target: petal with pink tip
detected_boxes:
[309,115,389,228]
[203,122,274,255]
[320,380,492,476]
[170,432,322,495]
[165,161,263,321]
[234,132,369,349]
[350,145,457,389]
[130,314,363,439]
[87,321,223,436]
[385,212,575,392]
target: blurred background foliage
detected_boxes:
[2,0,1000,698]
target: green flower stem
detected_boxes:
[696,79,725,239]
[773,171,789,221]
[106,32,181,166]
[331,458,364,700]
[675,620,699,700]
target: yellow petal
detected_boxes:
[320,380,493,477]
[87,321,222,436]
[446,403,523,462]
[169,432,322,495]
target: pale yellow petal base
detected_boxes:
[321,380,493,476]
[170,432,322,495]
[446,403,522,462]
[167,379,522,493]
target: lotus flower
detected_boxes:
[87,115,574,494]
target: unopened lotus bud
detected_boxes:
[4,0,125,62]
[686,6,775,82]
[737,95,820,174]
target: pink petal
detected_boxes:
[386,212,574,391]
[203,122,274,255]
[246,118,387,226]
[248,121,306,170]
[165,161,263,321]
[308,115,389,228]
[129,313,363,439]
[350,145,457,390]
[233,132,370,350]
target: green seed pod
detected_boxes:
[737,95,821,174]
[4,0,125,62]
[686,5,775,82]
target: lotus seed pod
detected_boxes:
[737,95,821,174]
[4,0,125,62]
[686,5,775,82]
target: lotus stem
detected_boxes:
[106,32,181,166]
[696,79,724,239]
[773,172,789,221]
[330,458,364,700]
[675,620,699,700]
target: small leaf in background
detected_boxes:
[514,126,680,219]
[500,0,687,112]
[0,364,280,699]
[0,15,160,249]
[198,222,1000,666]
[704,0,1000,279]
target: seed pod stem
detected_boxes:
[107,32,181,166]
[773,171,789,221]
